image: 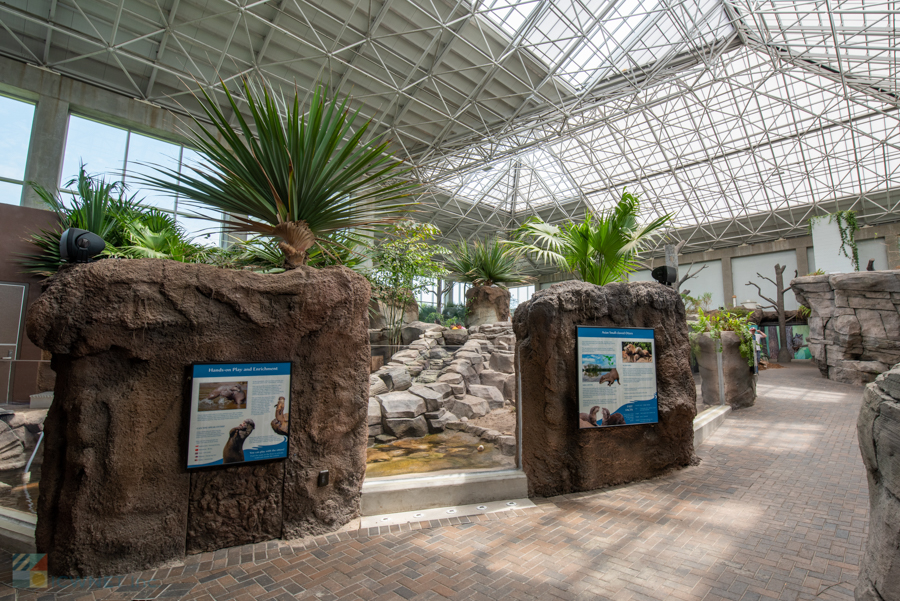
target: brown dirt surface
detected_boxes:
[469,407,516,436]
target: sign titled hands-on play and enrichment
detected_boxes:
[577,327,659,429]
[187,362,291,468]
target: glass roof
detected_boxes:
[427,43,900,246]
[480,0,734,88]
[735,0,900,93]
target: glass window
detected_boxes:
[0,182,23,207]
[178,213,223,247]
[509,284,535,310]
[61,116,128,186]
[0,95,36,205]
[60,116,225,246]
[124,132,180,212]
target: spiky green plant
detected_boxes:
[20,166,137,276]
[506,189,672,285]
[20,165,207,276]
[443,238,531,288]
[137,78,416,269]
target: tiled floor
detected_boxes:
[6,361,870,600]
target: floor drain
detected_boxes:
[477,505,487,510]
[506,502,517,506]
[380,517,390,521]
[413,513,424,518]
[446,509,457,514]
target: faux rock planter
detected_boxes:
[696,332,756,409]
[856,364,900,601]
[792,271,900,385]
[465,286,510,327]
[26,260,370,577]
[513,281,697,497]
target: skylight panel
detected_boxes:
[479,0,734,89]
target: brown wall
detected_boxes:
[0,203,57,401]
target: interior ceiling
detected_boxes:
[0,0,898,256]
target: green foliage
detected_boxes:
[690,308,756,366]
[506,188,671,285]
[797,304,811,319]
[418,302,468,327]
[442,238,531,288]
[809,211,859,271]
[807,268,825,275]
[137,78,415,267]
[367,220,446,344]
[681,291,713,313]
[20,165,203,276]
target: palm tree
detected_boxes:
[442,238,531,326]
[138,79,416,269]
[506,189,671,285]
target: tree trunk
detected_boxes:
[274,220,315,269]
[775,265,792,363]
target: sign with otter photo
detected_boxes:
[187,362,291,468]
[577,327,658,428]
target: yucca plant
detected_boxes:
[138,78,416,269]
[20,166,138,276]
[506,189,672,285]
[20,165,211,276]
[443,238,530,288]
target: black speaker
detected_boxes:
[651,265,677,286]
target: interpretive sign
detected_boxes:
[577,326,658,428]
[187,362,291,468]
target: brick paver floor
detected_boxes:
[5,361,870,600]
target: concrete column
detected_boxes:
[721,256,734,308]
[887,234,900,270]
[795,246,809,279]
[20,95,69,209]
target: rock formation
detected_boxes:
[792,271,900,384]
[26,259,370,576]
[366,321,518,446]
[856,363,900,601]
[696,332,756,409]
[513,280,697,497]
[465,286,511,327]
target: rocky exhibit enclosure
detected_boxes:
[696,332,756,409]
[856,363,900,601]
[367,321,518,463]
[792,271,900,385]
[26,260,370,577]
[514,281,697,497]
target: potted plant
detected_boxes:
[690,309,757,409]
[442,238,530,326]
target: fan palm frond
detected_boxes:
[506,188,671,286]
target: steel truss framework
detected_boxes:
[0,0,898,255]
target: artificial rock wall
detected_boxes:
[513,281,697,497]
[26,260,370,577]
[856,364,900,601]
[791,271,900,385]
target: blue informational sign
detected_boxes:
[577,326,659,428]
[187,362,291,468]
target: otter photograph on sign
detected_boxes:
[577,327,658,428]
[187,362,291,468]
